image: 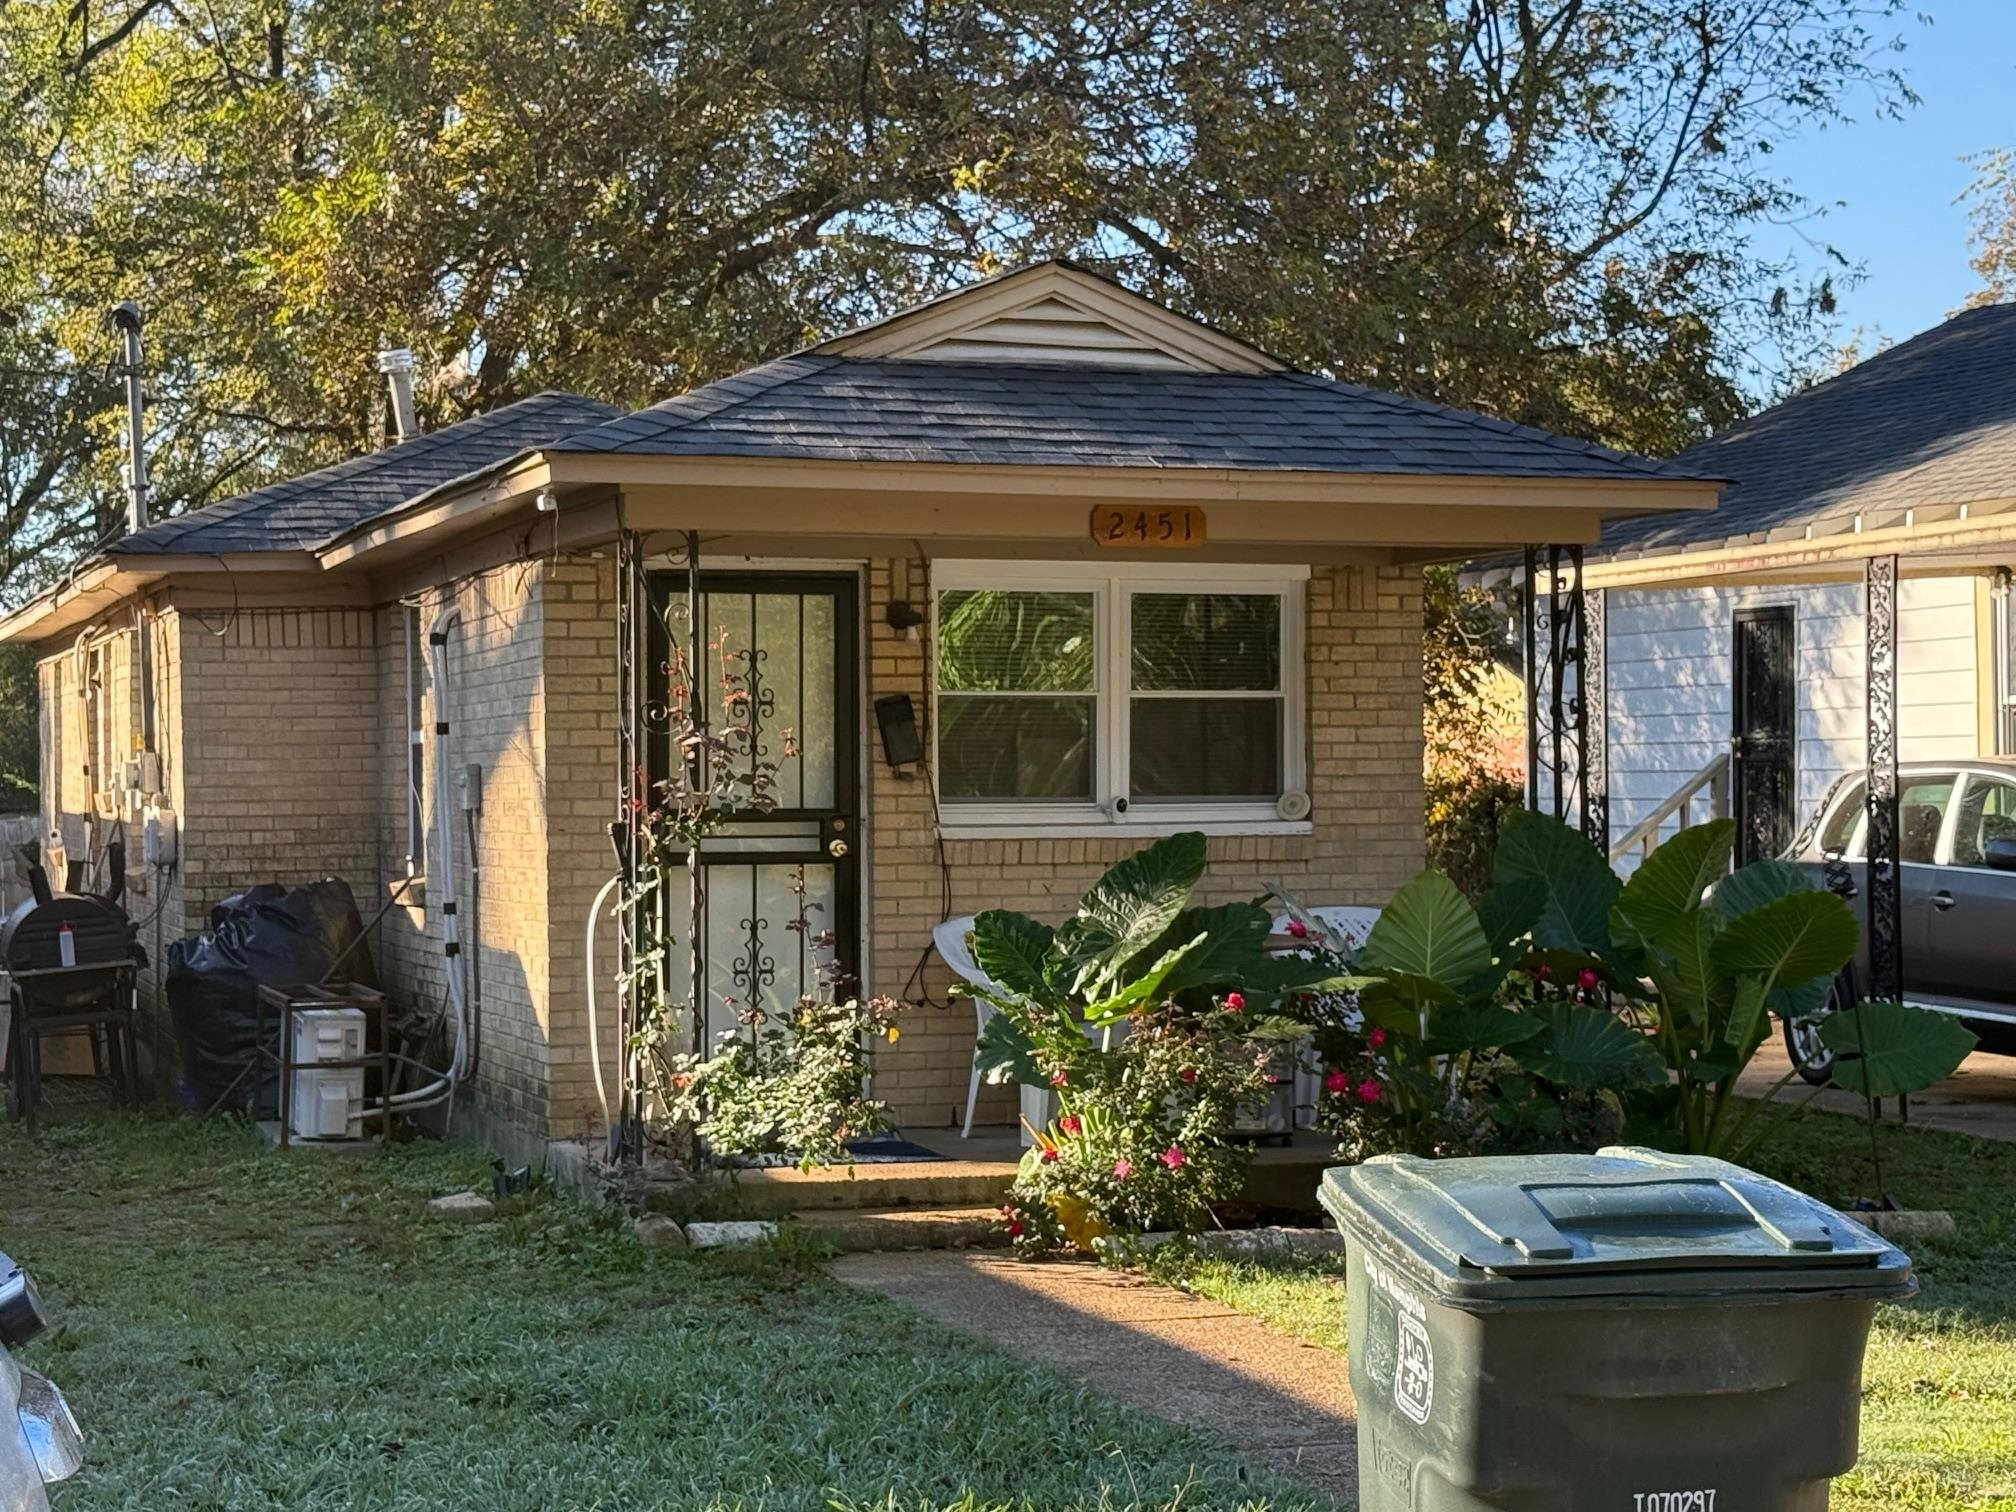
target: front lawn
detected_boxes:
[1163,1112,2016,1512]
[2,1115,1316,1512]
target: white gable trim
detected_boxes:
[815,263,1284,375]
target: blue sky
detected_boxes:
[1771,1,2014,346]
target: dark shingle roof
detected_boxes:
[1596,302,2016,560]
[111,391,624,557]
[546,357,1709,482]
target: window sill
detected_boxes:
[937,818,1314,842]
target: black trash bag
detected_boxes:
[166,877,380,1115]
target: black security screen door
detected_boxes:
[1733,606,1797,867]
[648,572,860,1044]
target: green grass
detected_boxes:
[3,1114,1319,1512]
[1161,1112,2016,1511]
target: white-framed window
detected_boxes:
[931,561,1307,835]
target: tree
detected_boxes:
[1,0,1917,609]
[1965,149,2016,307]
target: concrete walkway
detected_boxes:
[1739,1037,2016,1143]
[831,1251,1358,1503]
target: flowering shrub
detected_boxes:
[998,1005,1272,1253]
[659,994,904,1170]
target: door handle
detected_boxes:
[1932,890,1956,911]
[827,838,849,859]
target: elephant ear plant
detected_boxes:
[965,832,1348,1250]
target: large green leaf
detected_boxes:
[1475,877,1547,960]
[1357,973,1460,1036]
[1155,901,1273,994]
[1423,1004,1547,1057]
[1613,820,1733,947]
[974,1011,1042,1086]
[1711,859,1815,921]
[1362,871,1492,987]
[1820,1000,1979,1097]
[1722,974,1773,1059]
[1513,1002,1668,1091]
[1066,830,1208,992]
[968,910,1054,1003]
[1084,934,1205,1026]
[1494,809,1621,951]
[1645,909,1728,1030]
[1711,890,1858,993]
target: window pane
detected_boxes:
[1130,698,1282,799]
[1131,594,1280,691]
[939,695,1095,801]
[1898,776,1955,864]
[1952,776,2016,867]
[1818,780,1865,855]
[938,590,1095,692]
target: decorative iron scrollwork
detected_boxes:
[1865,554,1902,1002]
[1523,546,1608,852]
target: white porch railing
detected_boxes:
[1607,751,1731,866]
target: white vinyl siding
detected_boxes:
[1604,575,1981,869]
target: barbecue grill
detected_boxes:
[3,846,144,1126]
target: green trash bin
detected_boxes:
[1319,1145,1914,1512]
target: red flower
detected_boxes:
[1323,1069,1349,1094]
[1113,1158,1133,1179]
[1577,967,1601,991]
[1160,1146,1186,1170]
[1286,918,1309,939]
[1179,1067,1198,1085]
[1223,991,1246,1013]
[1040,1147,1060,1164]
[1356,1079,1382,1105]
[1007,1220,1024,1237]
[1058,1115,1082,1135]
[1367,1027,1387,1049]
[1048,1070,1069,1088]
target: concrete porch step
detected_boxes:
[796,1205,1010,1253]
[728,1158,1017,1216]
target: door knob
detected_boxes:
[1933,890,1955,911]
[828,838,849,858]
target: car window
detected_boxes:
[1898,775,1955,864]
[1951,774,2016,868]
[1818,779,1866,856]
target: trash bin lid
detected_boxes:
[1320,1146,1915,1305]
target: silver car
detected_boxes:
[1783,758,2016,1082]
[2,1254,82,1512]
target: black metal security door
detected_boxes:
[1733,606,1797,866]
[649,572,860,1044]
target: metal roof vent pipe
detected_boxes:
[109,301,149,535]
[377,347,419,446]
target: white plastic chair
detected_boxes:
[1271,905,1381,1127]
[933,916,1003,1138]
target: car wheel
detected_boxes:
[1783,977,1847,1086]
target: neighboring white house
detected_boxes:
[1570,304,2016,869]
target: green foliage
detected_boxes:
[0,645,35,810]
[0,2,1918,606]
[659,997,904,1171]
[1495,807,1622,951]
[1820,1000,1979,1099]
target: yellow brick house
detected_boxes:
[1,263,1719,1156]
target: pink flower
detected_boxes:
[1040,1146,1060,1164]
[1356,1079,1382,1105]
[1058,1115,1082,1135]
[1223,991,1246,1013]
[1324,1068,1350,1094]
[1113,1158,1133,1180]
[1577,967,1601,991]
[1287,919,1309,939]
[1048,1070,1069,1088]
[1179,1067,1198,1085]
[1161,1145,1187,1170]
[1367,1027,1387,1049]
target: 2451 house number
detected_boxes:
[1091,504,1206,548]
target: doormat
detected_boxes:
[725,1134,949,1168]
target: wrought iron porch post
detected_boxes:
[1865,554,1902,1002]
[614,523,646,1160]
[1522,545,1604,850]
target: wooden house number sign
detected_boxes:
[1091,505,1207,549]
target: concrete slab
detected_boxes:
[1740,1037,2016,1144]
[832,1251,1357,1503]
